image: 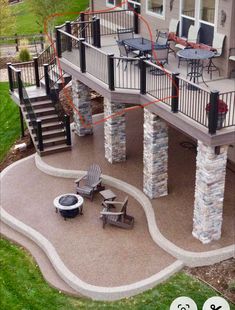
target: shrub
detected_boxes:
[18,48,31,62]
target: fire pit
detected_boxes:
[53,193,84,220]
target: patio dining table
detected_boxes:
[177,48,214,85]
[122,37,167,56]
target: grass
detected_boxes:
[1,237,234,310]
[6,0,89,36]
[0,82,21,162]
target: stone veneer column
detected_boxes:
[72,78,93,136]
[104,98,126,163]
[143,109,168,199]
[192,141,228,244]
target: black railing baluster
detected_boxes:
[171,73,179,113]
[64,114,71,145]
[107,54,115,91]
[36,120,44,151]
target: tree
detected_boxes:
[0,0,15,36]
[26,0,66,33]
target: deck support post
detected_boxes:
[65,21,72,52]
[104,98,126,163]
[72,78,93,136]
[55,27,62,58]
[143,109,168,198]
[7,63,13,92]
[33,57,40,87]
[79,39,86,73]
[171,73,179,113]
[133,6,140,34]
[43,64,50,95]
[92,17,101,48]
[192,141,228,244]
[208,90,219,134]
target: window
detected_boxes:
[106,0,123,7]
[181,0,195,38]
[147,0,165,18]
[180,0,217,44]
[199,0,216,44]
[200,0,215,24]
[182,0,195,18]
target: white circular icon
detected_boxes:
[202,296,230,310]
[170,296,198,310]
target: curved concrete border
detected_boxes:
[1,154,183,300]
[0,208,183,301]
[35,154,235,266]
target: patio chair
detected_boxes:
[117,41,137,70]
[75,164,105,201]
[205,33,226,79]
[117,28,134,42]
[150,46,169,75]
[167,19,179,55]
[100,196,134,229]
[176,25,200,67]
[156,30,168,47]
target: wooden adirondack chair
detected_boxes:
[75,164,104,201]
[100,196,134,229]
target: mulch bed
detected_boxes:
[185,259,235,303]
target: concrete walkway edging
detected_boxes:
[35,153,235,267]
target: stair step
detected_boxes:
[29,95,48,102]
[31,122,63,133]
[29,114,59,125]
[40,144,71,156]
[34,129,66,141]
[30,100,53,109]
[39,137,67,148]
[26,107,55,118]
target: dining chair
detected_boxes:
[176,25,200,67]
[205,33,226,79]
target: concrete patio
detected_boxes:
[1,109,234,300]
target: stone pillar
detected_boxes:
[104,98,126,163]
[72,78,93,136]
[192,141,228,244]
[143,109,168,199]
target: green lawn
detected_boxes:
[7,0,89,36]
[0,82,21,162]
[0,237,234,310]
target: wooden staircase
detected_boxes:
[8,44,73,156]
[23,95,71,156]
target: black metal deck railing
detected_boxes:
[7,9,235,136]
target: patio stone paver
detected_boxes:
[42,109,235,252]
[1,156,177,287]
